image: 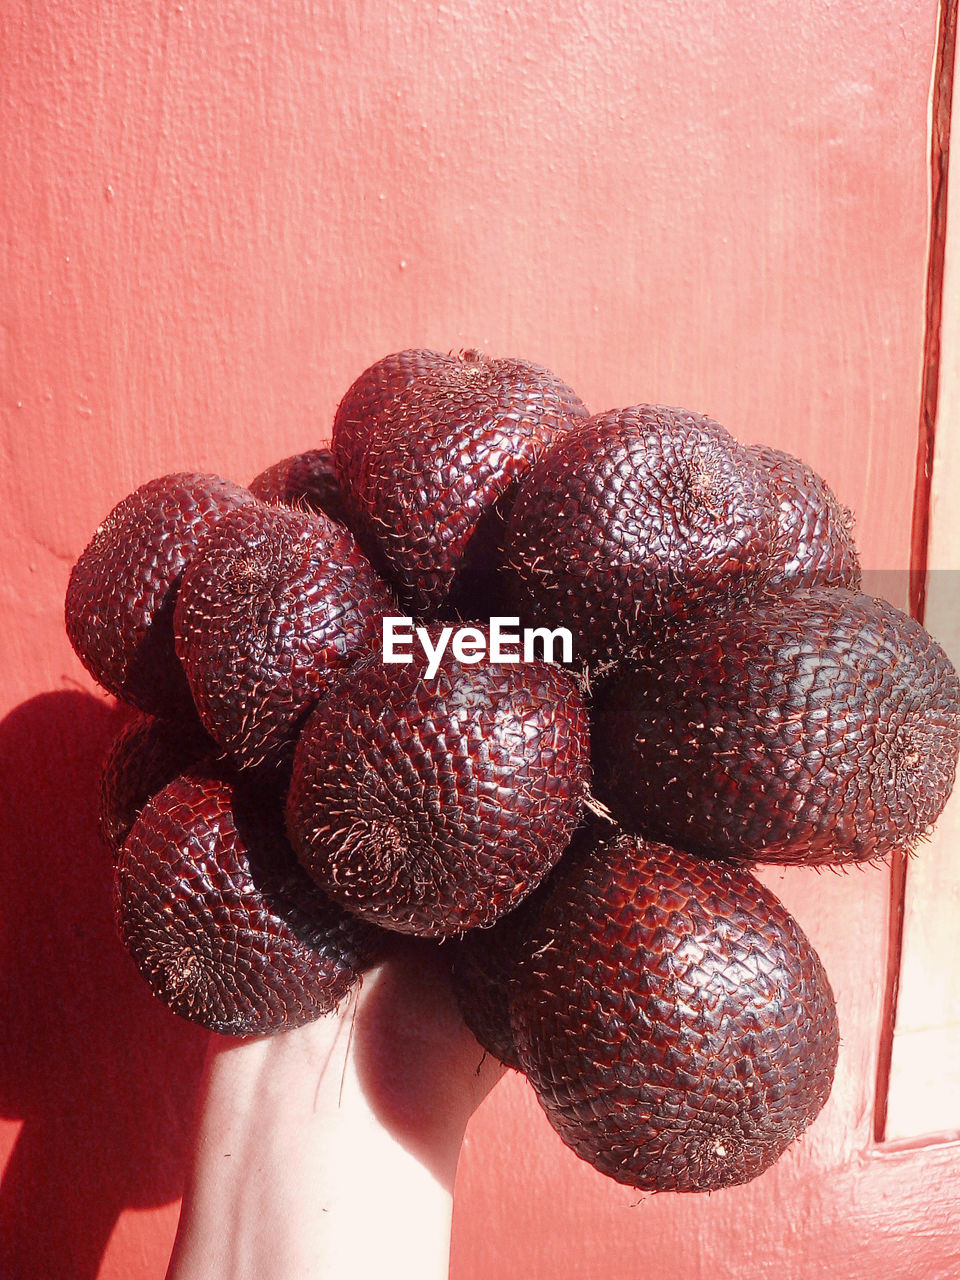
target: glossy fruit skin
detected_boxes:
[449,876,548,1069]
[65,473,258,718]
[750,444,861,592]
[99,712,220,853]
[502,405,775,665]
[332,348,589,617]
[174,502,393,773]
[286,631,591,937]
[116,770,384,1035]
[593,588,960,864]
[249,447,350,527]
[502,831,840,1192]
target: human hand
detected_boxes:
[165,937,505,1280]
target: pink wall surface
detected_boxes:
[2,2,956,1277]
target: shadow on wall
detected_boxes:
[0,690,208,1280]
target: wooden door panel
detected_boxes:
[0,2,955,1276]
[887,45,960,1141]
[458,1091,960,1280]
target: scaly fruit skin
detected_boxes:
[593,588,960,864]
[507,830,839,1192]
[450,878,546,1069]
[249,448,350,527]
[502,405,776,666]
[450,815,617,1070]
[286,631,590,937]
[99,712,220,853]
[750,444,861,593]
[174,503,393,773]
[332,348,589,617]
[116,771,384,1035]
[65,473,258,718]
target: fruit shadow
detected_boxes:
[0,690,207,1280]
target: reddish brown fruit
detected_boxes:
[173,503,393,773]
[502,405,776,665]
[249,447,350,527]
[116,771,384,1035]
[450,874,549,1070]
[750,444,861,593]
[286,629,591,937]
[593,589,960,864]
[332,348,589,616]
[99,713,220,853]
[65,473,258,718]
[460,829,839,1192]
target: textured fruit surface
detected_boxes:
[450,879,547,1070]
[450,932,521,1068]
[99,713,219,853]
[502,405,775,665]
[593,589,960,864]
[116,771,383,1034]
[332,348,589,616]
[249,447,350,527]
[174,502,392,772]
[286,631,590,936]
[65,473,258,717]
[751,445,861,593]
[509,830,839,1192]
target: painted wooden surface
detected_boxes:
[0,2,956,1278]
[886,35,960,1143]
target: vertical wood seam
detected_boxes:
[874,0,958,1147]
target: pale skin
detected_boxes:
[165,938,505,1280]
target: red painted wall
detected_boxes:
[1,2,956,1277]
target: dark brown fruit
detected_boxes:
[249,448,350,527]
[450,815,618,1070]
[174,503,393,773]
[286,629,591,936]
[116,770,384,1034]
[332,348,589,616]
[502,405,776,665]
[499,830,839,1192]
[99,712,220,852]
[750,444,861,593]
[449,880,546,1070]
[65,473,258,718]
[593,588,960,864]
